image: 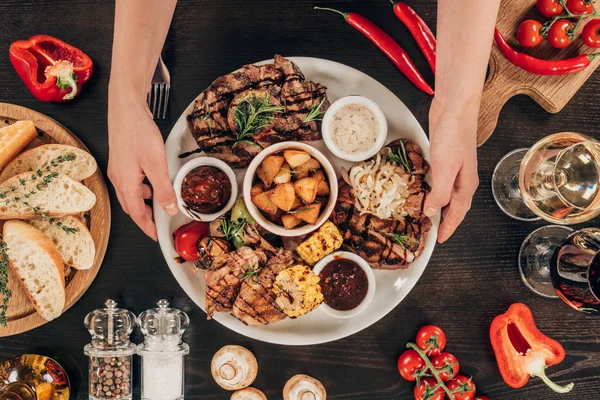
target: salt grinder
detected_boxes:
[137,299,190,400]
[84,299,137,400]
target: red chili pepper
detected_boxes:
[9,35,93,102]
[490,303,574,393]
[494,29,600,75]
[390,1,436,74]
[315,7,434,95]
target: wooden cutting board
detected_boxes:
[478,0,600,145]
[0,103,110,337]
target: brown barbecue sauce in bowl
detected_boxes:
[319,258,369,311]
[181,166,232,214]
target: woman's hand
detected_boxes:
[424,98,479,243]
[107,95,177,240]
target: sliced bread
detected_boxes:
[29,216,95,270]
[0,121,38,171]
[0,172,96,219]
[3,220,65,321]
[0,144,97,183]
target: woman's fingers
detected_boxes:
[126,191,158,241]
[143,155,178,216]
[142,184,152,200]
[438,193,472,243]
[424,158,460,217]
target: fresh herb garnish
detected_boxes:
[220,219,246,242]
[232,95,284,142]
[386,141,411,171]
[242,264,260,282]
[0,235,12,327]
[47,218,78,235]
[288,204,319,214]
[304,98,326,123]
[390,233,410,248]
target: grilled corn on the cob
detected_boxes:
[296,221,343,265]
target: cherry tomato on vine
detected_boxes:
[474,396,491,400]
[566,0,594,14]
[517,20,544,47]
[397,350,426,381]
[431,352,460,381]
[173,221,209,261]
[583,19,600,48]
[416,325,447,356]
[536,0,564,16]
[447,376,477,400]
[548,19,575,48]
[414,378,445,400]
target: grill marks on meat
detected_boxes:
[331,139,432,270]
[187,55,329,168]
[233,249,296,325]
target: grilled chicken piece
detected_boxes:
[204,247,267,319]
[233,249,296,325]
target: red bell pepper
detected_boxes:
[9,35,93,102]
[490,303,574,393]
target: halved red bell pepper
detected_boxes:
[9,35,93,102]
[490,303,574,393]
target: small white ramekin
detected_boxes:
[173,157,238,222]
[321,96,388,162]
[313,251,376,319]
[242,142,338,237]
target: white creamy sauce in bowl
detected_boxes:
[329,104,380,156]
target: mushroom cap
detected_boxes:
[211,345,259,390]
[283,374,326,400]
[231,387,268,400]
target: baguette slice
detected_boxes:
[0,121,38,171]
[0,172,96,219]
[0,144,97,183]
[3,220,65,321]
[29,216,95,270]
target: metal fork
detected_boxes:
[147,56,171,119]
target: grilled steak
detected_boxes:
[331,139,432,270]
[187,55,330,168]
[232,249,296,325]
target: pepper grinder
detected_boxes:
[137,299,190,400]
[84,299,137,400]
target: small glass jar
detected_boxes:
[84,299,136,400]
[137,299,189,400]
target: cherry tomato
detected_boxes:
[583,19,600,48]
[517,20,544,47]
[416,325,447,356]
[536,0,564,16]
[548,19,575,49]
[173,221,209,261]
[566,0,594,14]
[414,378,445,400]
[431,352,460,381]
[447,376,477,400]
[474,396,491,400]
[397,349,427,381]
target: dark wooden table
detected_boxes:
[1,1,599,399]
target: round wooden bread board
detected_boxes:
[0,103,110,337]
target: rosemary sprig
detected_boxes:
[287,204,319,214]
[0,235,12,327]
[232,95,284,142]
[242,264,260,282]
[48,218,79,235]
[390,233,411,248]
[304,98,326,123]
[220,219,246,242]
[386,141,411,171]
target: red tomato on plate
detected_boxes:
[416,325,447,356]
[397,349,426,381]
[517,20,544,47]
[548,19,574,49]
[583,19,600,48]
[566,0,594,14]
[173,221,209,261]
[431,352,460,381]
[447,375,477,400]
[536,0,564,16]
[414,378,445,400]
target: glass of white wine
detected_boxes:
[492,132,600,224]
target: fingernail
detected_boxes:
[165,202,178,215]
[424,207,438,216]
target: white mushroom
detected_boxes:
[283,374,326,400]
[231,387,267,400]
[211,345,258,390]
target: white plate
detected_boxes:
[155,57,440,346]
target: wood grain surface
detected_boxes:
[0,103,111,337]
[478,0,600,145]
[0,1,599,399]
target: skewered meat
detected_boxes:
[204,247,267,319]
[232,249,296,325]
[187,55,330,168]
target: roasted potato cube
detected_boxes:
[294,177,319,204]
[316,180,329,196]
[311,169,326,181]
[269,183,296,212]
[294,158,321,179]
[251,183,264,198]
[281,214,303,229]
[257,155,285,186]
[273,162,292,184]
[252,190,278,215]
[291,196,304,209]
[294,203,321,225]
[283,150,311,168]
